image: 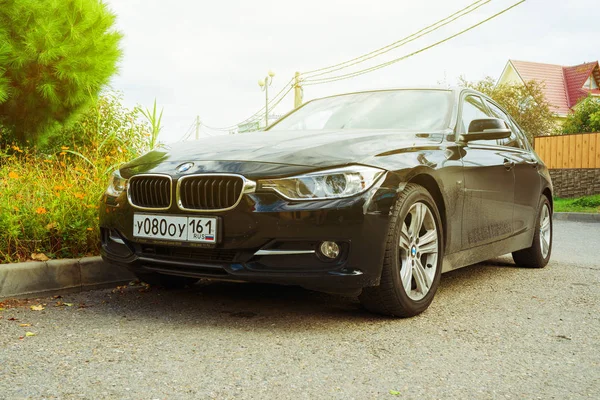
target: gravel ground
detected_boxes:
[1,220,599,399]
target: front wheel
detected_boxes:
[359,183,443,317]
[512,196,552,268]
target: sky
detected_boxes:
[104,0,598,143]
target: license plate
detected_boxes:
[133,214,218,243]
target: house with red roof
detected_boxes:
[497,59,600,122]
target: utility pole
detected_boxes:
[294,71,303,108]
[258,70,275,129]
[195,116,200,140]
[265,80,269,128]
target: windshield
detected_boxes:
[270,90,453,131]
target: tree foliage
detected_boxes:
[561,95,600,134]
[0,0,122,145]
[458,76,556,142]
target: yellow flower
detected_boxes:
[60,162,66,167]
[36,207,47,214]
[86,227,93,231]
[105,155,111,161]
[53,185,65,191]
[59,152,66,156]
[8,171,19,179]
[44,160,52,164]
[74,192,85,200]
[61,146,69,150]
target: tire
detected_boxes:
[136,272,199,289]
[512,196,552,268]
[359,183,444,317]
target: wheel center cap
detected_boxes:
[411,246,417,257]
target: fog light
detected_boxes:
[319,241,340,259]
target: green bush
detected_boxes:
[0,93,153,263]
[571,195,600,209]
[562,96,600,134]
[554,195,600,213]
[0,0,122,146]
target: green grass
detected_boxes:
[554,195,600,213]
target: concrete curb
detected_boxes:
[0,256,135,299]
[554,212,600,223]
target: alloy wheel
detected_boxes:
[399,202,439,301]
[539,204,551,259]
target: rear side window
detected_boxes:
[484,100,524,149]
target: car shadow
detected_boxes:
[88,255,523,329]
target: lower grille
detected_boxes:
[178,175,244,211]
[128,175,172,209]
[139,245,238,263]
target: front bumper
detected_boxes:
[99,173,400,291]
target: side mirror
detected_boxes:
[459,118,511,143]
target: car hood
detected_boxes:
[122,129,446,178]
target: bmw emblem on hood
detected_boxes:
[176,162,194,173]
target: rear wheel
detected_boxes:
[359,183,443,317]
[136,273,199,289]
[512,196,552,268]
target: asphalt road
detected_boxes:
[1,220,599,399]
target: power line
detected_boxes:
[193,1,493,131]
[199,125,216,137]
[202,77,295,131]
[301,0,492,78]
[303,0,526,86]
[177,120,196,142]
[187,0,523,132]
[262,85,293,117]
[199,84,294,133]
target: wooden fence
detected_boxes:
[534,132,600,169]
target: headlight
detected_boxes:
[258,166,384,200]
[105,170,128,197]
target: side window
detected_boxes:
[484,100,524,149]
[509,118,531,150]
[460,95,495,145]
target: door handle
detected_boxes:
[526,159,539,168]
[503,159,515,170]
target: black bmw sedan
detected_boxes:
[100,88,553,317]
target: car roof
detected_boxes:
[309,86,470,101]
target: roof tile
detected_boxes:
[508,60,600,116]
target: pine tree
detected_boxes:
[0,0,122,145]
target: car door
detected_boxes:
[484,99,541,234]
[458,94,515,249]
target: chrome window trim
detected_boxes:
[127,174,173,211]
[176,173,256,212]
